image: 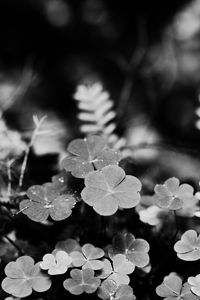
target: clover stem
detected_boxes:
[169,211,179,246]
[0,231,25,255]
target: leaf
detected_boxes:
[97,280,136,300]
[154,177,195,210]
[97,279,118,299]
[156,274,197,300]
[97,259,113,279]
[71,243,104,270]
[81,165,141,216]
[114,284,136,300]
[109,233,150,268]
[19,184,76,222]
[55,238,81,253]
[63,268,101,295]
[51,170,68,192]
[40,251,72,275]
[188,274,200,296]
[61,135,121,178]
[107,254,135,285]
[1,256,51,298]
[138,205,165,226]
[174,230,200,261]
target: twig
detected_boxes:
[18,115,47,188]
[0,232,25,255]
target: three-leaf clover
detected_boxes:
[81,165,142,216]
[156,273,197,300]
[174,230,200,261]
[61,135,121,178]
[108,233,150,269]
[188,274,200,297]
[154,177,195,210]
[98,255,135,285]
[19,184,76,222]
[63,268,101,295]
[70,243,104,270]
[98,280,136,300]
[1,256,51,298]
[40,250,72,275]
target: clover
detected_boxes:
[40,250,72,275]
[70,243,104,270]
[1,256,51,298]
[108,233,150,269]
[188,274,200,297]
[63,268,101,295]
[174,230,200,261]
[51,170,68,192]
[154,177,195,210]
[61,135,121,178]
[19,184,76,222]
[81,165,142,216]
[55,238,81,253]
[156,273,197,300]
[97,280,136,300]
[98,255,135,285]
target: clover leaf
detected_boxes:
[55,238,81,253]
[174,230,200,261]
[40,250,72,275]
[154,177,195,210]
[97,280,136,300]
[61,135,121,178]
[156,273,197,300]
[51,170,68,192]
[1,256,51,298]
[98,255,135,285]
[81,165,142,216]
[188,274,200,297]
[108,233,150,269]
[19,184,76,222]
[63,268,101,295]
[70,243,104,270]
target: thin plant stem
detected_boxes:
[169,211,179,246]
[0,232,25,255]
[18,115,46,188]
[7,159,14,196]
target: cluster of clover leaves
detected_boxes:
[2,135,200,299]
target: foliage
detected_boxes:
[40,250,72,275]
[174,230,200,261]
[63,268,101,295]
[2,132,200,300]
[154,177,195,210]
[61,135,121,178]
[99,254,135,285]
[19,184,76,222]
[1,256,51,298]
[70,243,105,270]
[97,280,136,300]
[188,274,200,297]
[81,165,142,215]
[74,83,126,149]
[108,233,150,269]
[156,273,197,300]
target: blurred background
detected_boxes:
[1,0,200,184]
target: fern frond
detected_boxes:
[74,82,126,149]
